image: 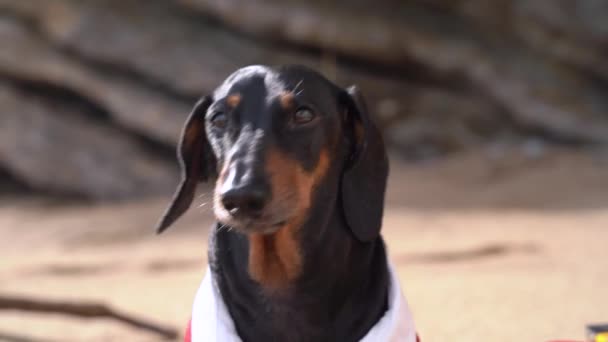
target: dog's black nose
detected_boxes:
[221,185,269,218]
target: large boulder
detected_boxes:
[0,82,177,199]
[0,0,607,199]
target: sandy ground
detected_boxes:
[1,148,607,342]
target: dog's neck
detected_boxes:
[208,205,389,342]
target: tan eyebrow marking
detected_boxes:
[280,92,295,110]
[226,94,241,108]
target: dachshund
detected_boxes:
[156,65,418,342]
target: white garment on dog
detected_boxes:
[190,262,417,342]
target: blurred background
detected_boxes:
[1,0,607,341]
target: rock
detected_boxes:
[0,14,190,145]
[385,89,507,159]
[0,82,177,199]
[0,0,509,146]
[0,168,31,197]
[0,0,607,199]
[521,138,547,160]
[181,0,608,144]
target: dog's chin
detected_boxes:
[238,221,286,235]
[223,219,287,235]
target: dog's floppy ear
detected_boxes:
[156,96,216,234]
[340,86,389,242]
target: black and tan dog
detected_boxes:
[156,65,417,342]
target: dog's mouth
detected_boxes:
[219,216,290,234]
[212,201,293,234]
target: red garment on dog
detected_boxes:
[184,318,192,342]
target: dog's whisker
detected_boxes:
[198,202,208,208]
[217,223,229,232]
[292,79,304,95]
[198,193,208,199]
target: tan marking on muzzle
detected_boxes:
[279,92,295,111]
[248,148,330,290]
[226,94,241,108]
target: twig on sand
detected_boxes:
[0,294,179,340]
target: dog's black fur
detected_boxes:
[156,65,390,342]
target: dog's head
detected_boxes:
[156,65,388,242]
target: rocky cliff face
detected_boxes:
[1,0,607,199]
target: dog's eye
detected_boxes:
[292,107,316,125]
[210,112,227,129]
